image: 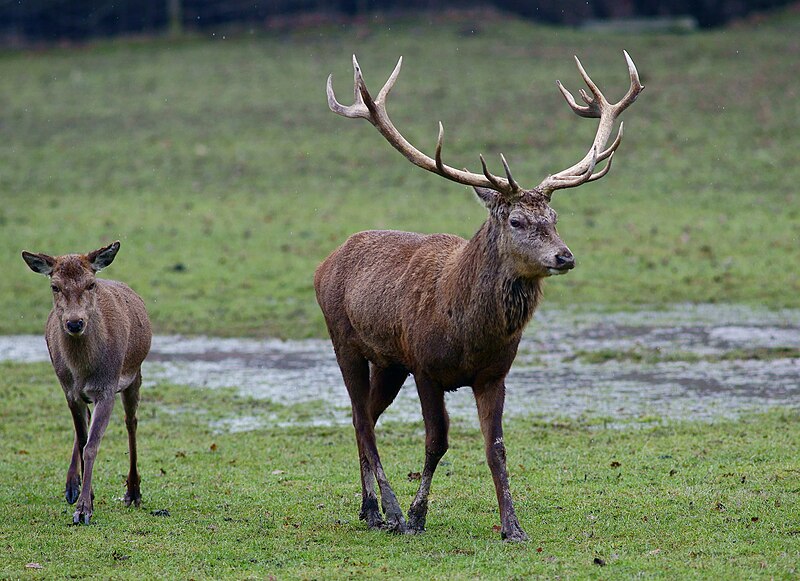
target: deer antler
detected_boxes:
[535,50,644,198]
[327,55,522,198]
[327,52,643,201]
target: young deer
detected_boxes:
[22,241,151,525]
[316,52,643,540]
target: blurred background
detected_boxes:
[1,1,798,338]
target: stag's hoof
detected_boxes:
[359,497,384,529]
[124,490,142,508]
[407,499,427,533]
[501,525,529,542]
[383,510,407,534]
[65,481,80,505]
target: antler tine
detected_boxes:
[597,122,623,162]
[326,55,369,119]
[617,50,644,111]
[587,152,614,182]
[556,80,599,119]
[500,154,520,191]
[549,146,597,187]
[479,155,507,192]
[573,55,606,108]
[375,56,402,106]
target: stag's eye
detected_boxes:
[509,217,523,229]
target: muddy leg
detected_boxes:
[73,394,115,525]
[357,365,408,527]
[65,398,90,505]
[337,351,406,533]
[120,371,142,508]
[473,381,527,542]
[407,376,448,533]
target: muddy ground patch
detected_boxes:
[2,304,797,429]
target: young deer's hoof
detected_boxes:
[124,490,142,508]
[73,498,93,525]
[72,510,92,525]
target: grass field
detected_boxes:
[1,8,799,338]
[0,361,798,579]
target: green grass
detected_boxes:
[1,9,799,338]
[1,361,798,578]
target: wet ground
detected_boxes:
[2,305,798,429]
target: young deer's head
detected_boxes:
[22,241,121,337]
[327,52,643,279]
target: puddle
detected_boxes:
[1,304,798,429]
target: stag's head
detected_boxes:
[327,52,644,279]
[22,241,121,337]
[472,185,573,278]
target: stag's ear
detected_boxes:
[473,186,502,208]
[87,241,121,272]
[22,251,56,276]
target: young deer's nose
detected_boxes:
[555,250,575,270]
[65,319,85,335]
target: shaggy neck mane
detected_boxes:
[455,220,543,338]
[501,276,541,335]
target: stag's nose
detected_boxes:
[65,319,85,335]
[554,250,575,270]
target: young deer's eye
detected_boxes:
[51,285,60,293]
[87,282,96,291]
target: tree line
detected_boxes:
[0,0,793,42]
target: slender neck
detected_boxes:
[57,322,102,376]
[445,220,542,338]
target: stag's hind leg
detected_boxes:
[120,370,142,508]
[336,350,406,533]
[407,375,449,533]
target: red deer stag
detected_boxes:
[316,52,643,541]
[22,241,151,524]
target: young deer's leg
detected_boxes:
[473,380,527,542]
[407,376,449,533]
[73,393,116,525]
[65,397,90,505]
[337,351,406,533]
[120,371,142,508]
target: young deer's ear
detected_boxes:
[87,241,121,272]
[22,251,56,276]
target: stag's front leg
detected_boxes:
[65,396,90,505]
[73,393,115,525]
[473,381,528,542]
[407,376,449,533]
